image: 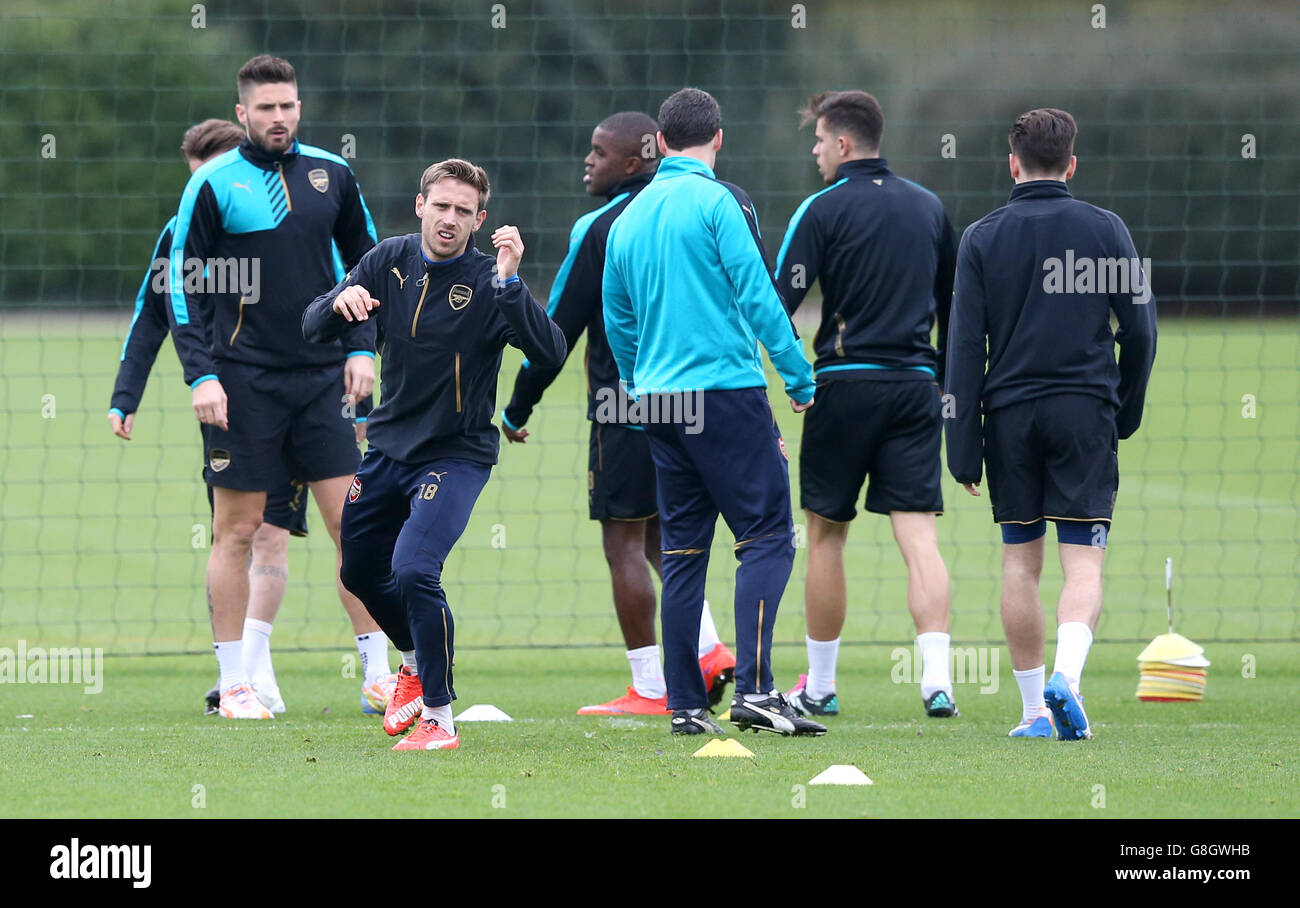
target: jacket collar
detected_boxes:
[239,136,300,168]
[835,157,892,181]
[653,156,715,181]
[1009,180,1072,202]
[606,171,655,200]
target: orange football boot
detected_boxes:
[577,686,670,715]
[392,717,459,751]
[383,665,424,736]
[698,642,736,708]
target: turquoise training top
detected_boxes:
[602,156,815,403]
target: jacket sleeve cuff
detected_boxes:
[190,374,218,389]
[346,350,376,359]
[108,407,127,420]
[501,410,525,432]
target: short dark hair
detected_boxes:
[237,54,297,101]
[657,88,721,151]
[597,111,661,165]
[800,90,884,151]
[420,158,491,211]
[1008,108,1077,174]
[180,119,245,162]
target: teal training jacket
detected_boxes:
[602,156,815,403]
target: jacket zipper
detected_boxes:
[277,163,293,212]
[229,297,245,345]
[455,352,462,413]
[409,267,430,337]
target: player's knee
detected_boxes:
[250,523,289,559]
[601,524,644,567]
[393,559,441,596]
[339,556,372,598]
[214,515,261,549]
[737,530,795,568]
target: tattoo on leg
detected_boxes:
[249,564,288,579]
[206,583,215,621]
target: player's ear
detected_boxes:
[713,129,723,152]
[473,209,487,230]
[235,104,247,128]
[1008,153,1019,181]
[414,193,424,218]
[1063,155,1077,181]
[656,132,669,157]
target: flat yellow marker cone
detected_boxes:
[717,708,730,721]
[692,738,754,758]
[1137,632,1204,663]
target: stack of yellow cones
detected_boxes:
[1136,558,1209,702]
[1136,633,1209,701]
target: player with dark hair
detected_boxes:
[111,118,383,716]
[774,90,959,720]
[168,56,391,719]
[947,108,1157,739]
[604,87,824,737]
[304,159,567,751]
[500,111,735,716]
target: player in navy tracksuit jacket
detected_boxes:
[304,159,567,751]
[772,90,960,722]
[500,112,734,716]
[107,122,369,717]
[945,108,1157,741]
[166,57,388,720]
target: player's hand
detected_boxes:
[501,421,530,444]
[192,380,229,431]
[790,396,814,413]
[354,421,367,445]
[962,482,981,496]
[108,410,135,440]
[333,285,380,322]
[492,225,524,282]
[344,355,376,403]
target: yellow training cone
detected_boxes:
[1136,632,1204,664]
[692,738,754,758]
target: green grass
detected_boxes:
[0,314,1296,818]
[1,644,1296,818]
[0,315,1296,653]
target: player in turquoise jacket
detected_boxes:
[602,157,814,404]
[603,87,822,738]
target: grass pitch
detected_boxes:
[0,314,1296,818]
[1,643,1296,818]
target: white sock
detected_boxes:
[241,618,274,684]
[627,644,666,699]
[697,599,721,658]
[805,636,840,699]
[1013,665,1046,724]
[356,633,392,683]
[421,702,455,735]
[215,640,246,693]
[743,691,772,703]
[917,631,952,699]
[400,649,418,671]
[1053,622,1094,689]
